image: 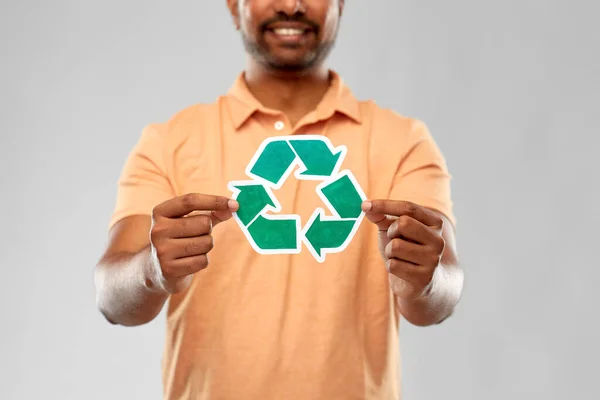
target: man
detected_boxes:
[94,0,464,399]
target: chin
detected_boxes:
[269,52,318,69]
[263,62,308,74]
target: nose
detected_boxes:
[275,0,307,14]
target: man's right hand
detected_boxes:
[149,194,239,294]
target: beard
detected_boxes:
[240,30,337,73]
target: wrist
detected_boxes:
[389,274,422,300]
[389,264,443,301]
[145,246,193,295]
[393,263,463,326]
[416,275,435,299]
[142,247,169,295]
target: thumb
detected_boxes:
[211,210,234,226]
[362,201,396,231]
[210,200,239,227]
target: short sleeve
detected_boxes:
[108,124,175,229]
[389,120,456,227]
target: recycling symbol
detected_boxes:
[227,135,366,263]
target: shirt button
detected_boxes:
[274,121,285,131]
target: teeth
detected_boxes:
[273,28,304,36]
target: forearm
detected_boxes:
[94,246,169,326]
[393,263,464,326]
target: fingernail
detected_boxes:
[228,199,239,210]
[361,201,372,211]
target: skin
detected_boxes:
[227,0,344,125]
[362,200,463,326]
[94,0,463,327]
[94,195,238,326]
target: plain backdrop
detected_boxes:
[1,0,598,399]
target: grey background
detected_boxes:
[1,0,598,399]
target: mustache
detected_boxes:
[259,13,320,33]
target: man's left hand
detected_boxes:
[361,200,446,300]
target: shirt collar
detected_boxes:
[226,70,362,130]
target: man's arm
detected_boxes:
[94,215,168,327]
[369,118,462,326]
[95,194,238,327]
[362,200,464,327]
[392,212,464,326]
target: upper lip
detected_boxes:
[267,22,313,31]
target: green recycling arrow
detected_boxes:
[302,210,356,261]
[289,139,343,177]
[319,173,364,219]
[228,135,366,263]
[228,182,301,253]
[231,184,275,226]
[247,215,299,251]
[249,140,296,186]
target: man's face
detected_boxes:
[229,0,344,72]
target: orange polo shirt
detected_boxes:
[109,71,455,400]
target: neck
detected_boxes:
[243,58,332,126]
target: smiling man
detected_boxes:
[94,1,464,399]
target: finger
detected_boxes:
[173,210,234,236]
[385,238,432,266]
[170,236,214,259]
[162,255,209,279]
[387,216,434,244]
[386,258,431,285]
[168,214,213,238]
[210,210,234,227]
[361,202,399,231]
[362,200,442,228]
[365,212,397,232]
[154,194,238,218]
[388,216,446,256]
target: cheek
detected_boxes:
[239,2,262,34]
[239,5,252,30]
[321,5,340,39]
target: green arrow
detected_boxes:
[233,184,275,226]
[249,140,296,185]
[320,174,363,219]
[247,215,298,250]
[289,139,342,176]
[304,213,355,258]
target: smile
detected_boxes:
[272,28,306,36]
[264,21,316,43]
[266,28,314,44]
